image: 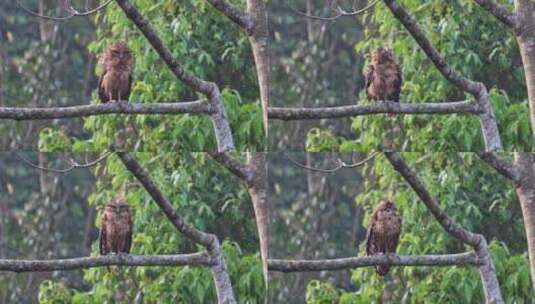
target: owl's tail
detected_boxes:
[376,265,390,276]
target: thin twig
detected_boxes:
[288,0,380,21]
[16,152,112,174]
[17,0,113,21]
[286,152,378,173]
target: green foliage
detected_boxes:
[60,0,264,152]
[298,153,531,302]
[302,0,533,152]
[35,153,264,302]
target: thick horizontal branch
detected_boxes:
[268,252,480,272]
[0,253,214,273]
[0,101,211,120]
[268,101,480,120]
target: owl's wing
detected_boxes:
[124,214,133,254]
[392,64,402,102]
[124,74,133,101]
[99,214,108,255]
[364,65,374,91]
[366,220,377,256]
[98,71,109,103]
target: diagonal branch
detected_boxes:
[383,0,501,151]
[268,100,481,120]
[0,101,212,120]
[114,0,234,151]
[384,152,503,303]
[478,152,522,185]
[473,0,519,31]
[205,0,254,33]
[209,152,254,185]
[268,252,481,272]
[116,152,236,303]
[0,253,214,273]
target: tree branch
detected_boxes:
[209,152,254,185]
[18,0,113,21]
[116,152,236,303]
[384,152,503,303]
[478,152,522,185]
[114,0,234,151]
[0,253,214,273]
[16,152,111,174]
[205,0,254,33]
[385,152,482,246]
[473,0,519,31]
[285,152,378,173]
[268,100,481,120]
[383,0,502,151]
[0,101,212,120]
[268,252,481,272]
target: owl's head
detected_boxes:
[376,199,398,215]
[104,41,133,67]
[105,197,131,215]
[371,47,395,65]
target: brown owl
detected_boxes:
[99,197,133,255]
[98,41,134,103]
[365,47,402,105]
[366,199,402,276]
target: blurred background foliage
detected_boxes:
[269,0,532,151]
[0,152,264,303]
[0,0,264,152]
[269,152,532,303]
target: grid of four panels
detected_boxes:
[1,0,534,303]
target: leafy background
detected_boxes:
[269,0,532,152]
[1,0,264,152]
[269,152,532,303]
[0,152,265,303]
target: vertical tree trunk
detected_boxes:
[247,153,269,289]
[514,0,535,139]
[247,0,269,136]
[514,153,535,289]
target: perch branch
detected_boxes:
[0,253,214,273]
[268,252,481,272]
[268,100,480,120]
[116,152,236,303]
[0,101,212,120]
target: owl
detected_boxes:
[99,197,133,255]
[364,47,402,105]
[98,41,134,103]
[366,199,402,276]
